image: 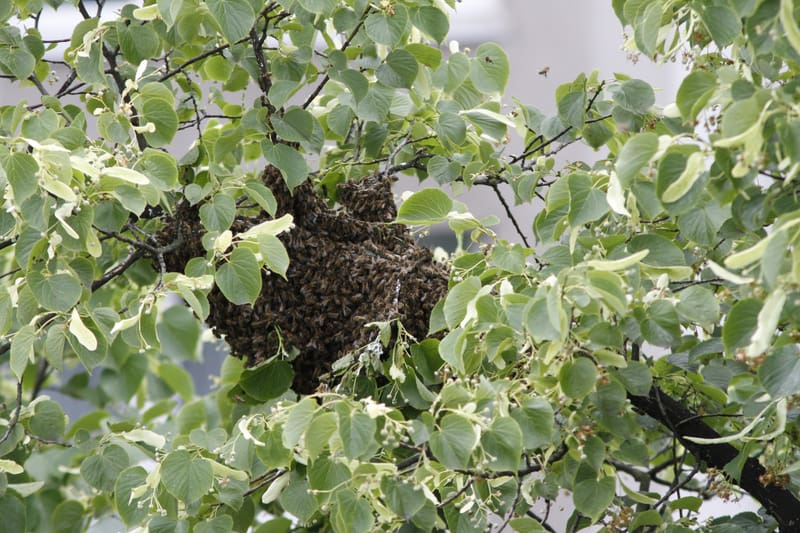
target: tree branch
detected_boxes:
[92,249,146,291]
[301,9,370,109]
[629,385,800,531]
[0,380,23,447]
[488,182,531,248]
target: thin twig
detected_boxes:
[159,39,247,82]
[495,475,524,532]
[489,182,531,248]
[302,9,371,109]
[437,478,473,508]
[30,359,50,400]
[0,380,23,447]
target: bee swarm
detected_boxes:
[163,165,448,393]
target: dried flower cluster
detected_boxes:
[164,166,448,392]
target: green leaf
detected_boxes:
[525,296,561,342]
[80,444,130,492]
[460,109,513,142]
[443,276,481,329]
[215,247,262,306]
[156,361,195,402]
[339,411,376,459]
[559,357,597,399]
[5,152,39,203]
[280,477,318,524]
[641,300,681,347]
[634,1,662,57]
[511,398,554,450]
[244,181,277,216]
[611,360,652,396]
[28,399,67,440]
[380,477,425,520]
[568,172,608,226]
[364,6,409,45]
[297,0,336,15]
[676,70,717,121]
[115,466,148,525]
[396,188,453,225]
[677,202,728,247]
[10,324,36,380]
[282,397,317,449]
[160,450,214,503]
[410,6,449,43]
[239,360,294,401]
[200,194,236,232]
[308,457,349,501]
[333,69,368,102]
[429,413,477,469]
[721,97,759,138]
[158,305,201,361]
[469,42,510,95]
[661,151,706,204]
[6,48,35,79]
[0,495,25,532]
[676,285,720,324]
[135,148,179,191]
[613,79,655,114]
[205,0,255,43]
[481,417,523,471]
[722,298,761,356]
[700,5,741,47]
[333,489,373,533]
[51,500,85,533]
[615,132,658,186]
[628,234,685,266]
[406,43,442,69]
[629,509,662,530]
[573,474,615,521]
[263,143,309,191]
[586,270,628,314]
[271,107,315,143]
[112,185,146,215]
[195,516,234,533]
[356,84,394,122]
[558,91,586,130]
[27,270,81,313]
[117,22,160,65]
[254,234,288,279]
[377,49,418,89]
[759,347,800,398]
[141,97,178,147]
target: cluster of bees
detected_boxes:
[164,165,448,393]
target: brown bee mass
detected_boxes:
[163,165,448,393]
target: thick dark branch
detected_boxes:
[526,510,557,533]
[92,249,145,290]
[0,237,15,251]
[629,386,800,531]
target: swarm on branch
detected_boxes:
[163,166,448,393]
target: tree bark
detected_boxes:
[629,386,800,531]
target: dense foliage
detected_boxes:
[1,0,800,531]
